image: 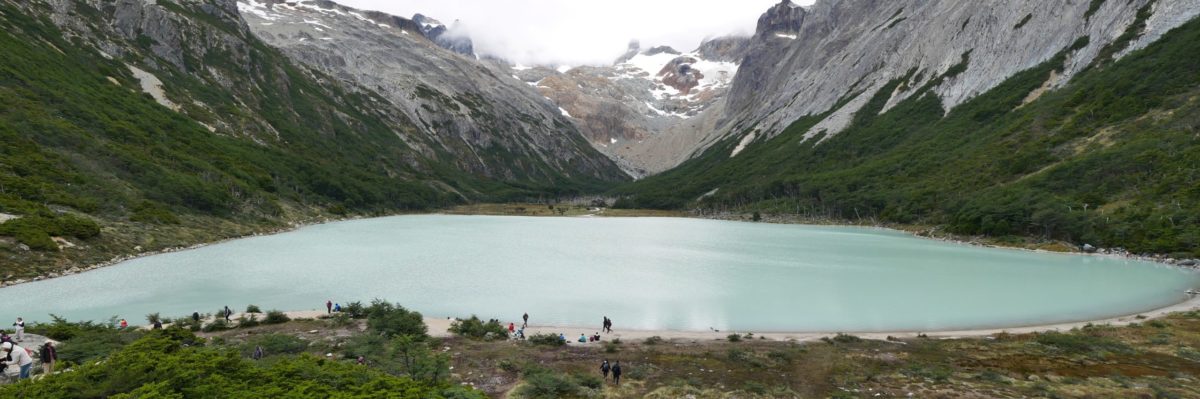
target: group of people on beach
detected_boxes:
[510,312,617,344]
[0,317,58,380]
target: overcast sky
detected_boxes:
[336,0,816,66]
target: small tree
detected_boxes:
[366,299,427,338]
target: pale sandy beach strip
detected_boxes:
[224,295,1200,344]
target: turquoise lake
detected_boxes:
[1,215,1197,332]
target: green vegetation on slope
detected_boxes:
[2,306,481,398]
[618,17,1200,256]
[0,0,620,274]
[10,307,1200,398]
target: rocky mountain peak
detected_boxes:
[614,40,641,64]
[756,0,808,37]
[644,45,682,56]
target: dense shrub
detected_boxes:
[202,319,231,332]
[263,310,290,324]
[237,314,260,328]
[448,315,507,339]
[1035,331,1132,357]
[343,301,366,318]
[527,333,565,347]
[0,332,483,398]
[244,304,261,313]
[515,368,602,399]
[0,214,101,250]
[129,201,181,224]
[365,299,427,338]
[241,334,307,357]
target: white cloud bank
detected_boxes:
[335,0,816,66]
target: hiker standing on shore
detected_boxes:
[611,361,622,385]
[1,342,33,379]
[600,360,611,380]
[12,318,23,341]
[152,319,163,330]
[40,341,57,374]
[522,312,529,328]
[327,300,333,314]
[224,306,232,321]
[192,312,201,323]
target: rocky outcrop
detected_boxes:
[696,36,750,62]
[658,56,703,95]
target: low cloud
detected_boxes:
[336,0,815,66]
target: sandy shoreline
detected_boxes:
[245,295,1200,344]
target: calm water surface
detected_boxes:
[1,215,1197,332]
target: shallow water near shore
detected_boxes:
[1,215,1197,332]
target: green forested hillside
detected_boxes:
[618,16,1200,256]
[0,1,620,275]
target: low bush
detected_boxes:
[263,310,290,325]
[514,368,601,399]
[202,319,231,332]
[245,305,262,313]
[832,333,861,344]
[448,315,507,340]
[237,314,260,328]
[1035,331,1132,357]
[727,334,742,342]
[0,214,101,250]
[527,333,565,347]
[242,334,307,357]
[130,201,180,224]
[643,336,665,345]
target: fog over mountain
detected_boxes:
[335,0,812,66]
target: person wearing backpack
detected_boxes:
[40,342,57,374]
[611,361,623,385]
[2,342,34,379]
[600,360,611,380]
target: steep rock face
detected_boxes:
[237,0,625,182]
[696,36,750,62]
[713,0,1200,154]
